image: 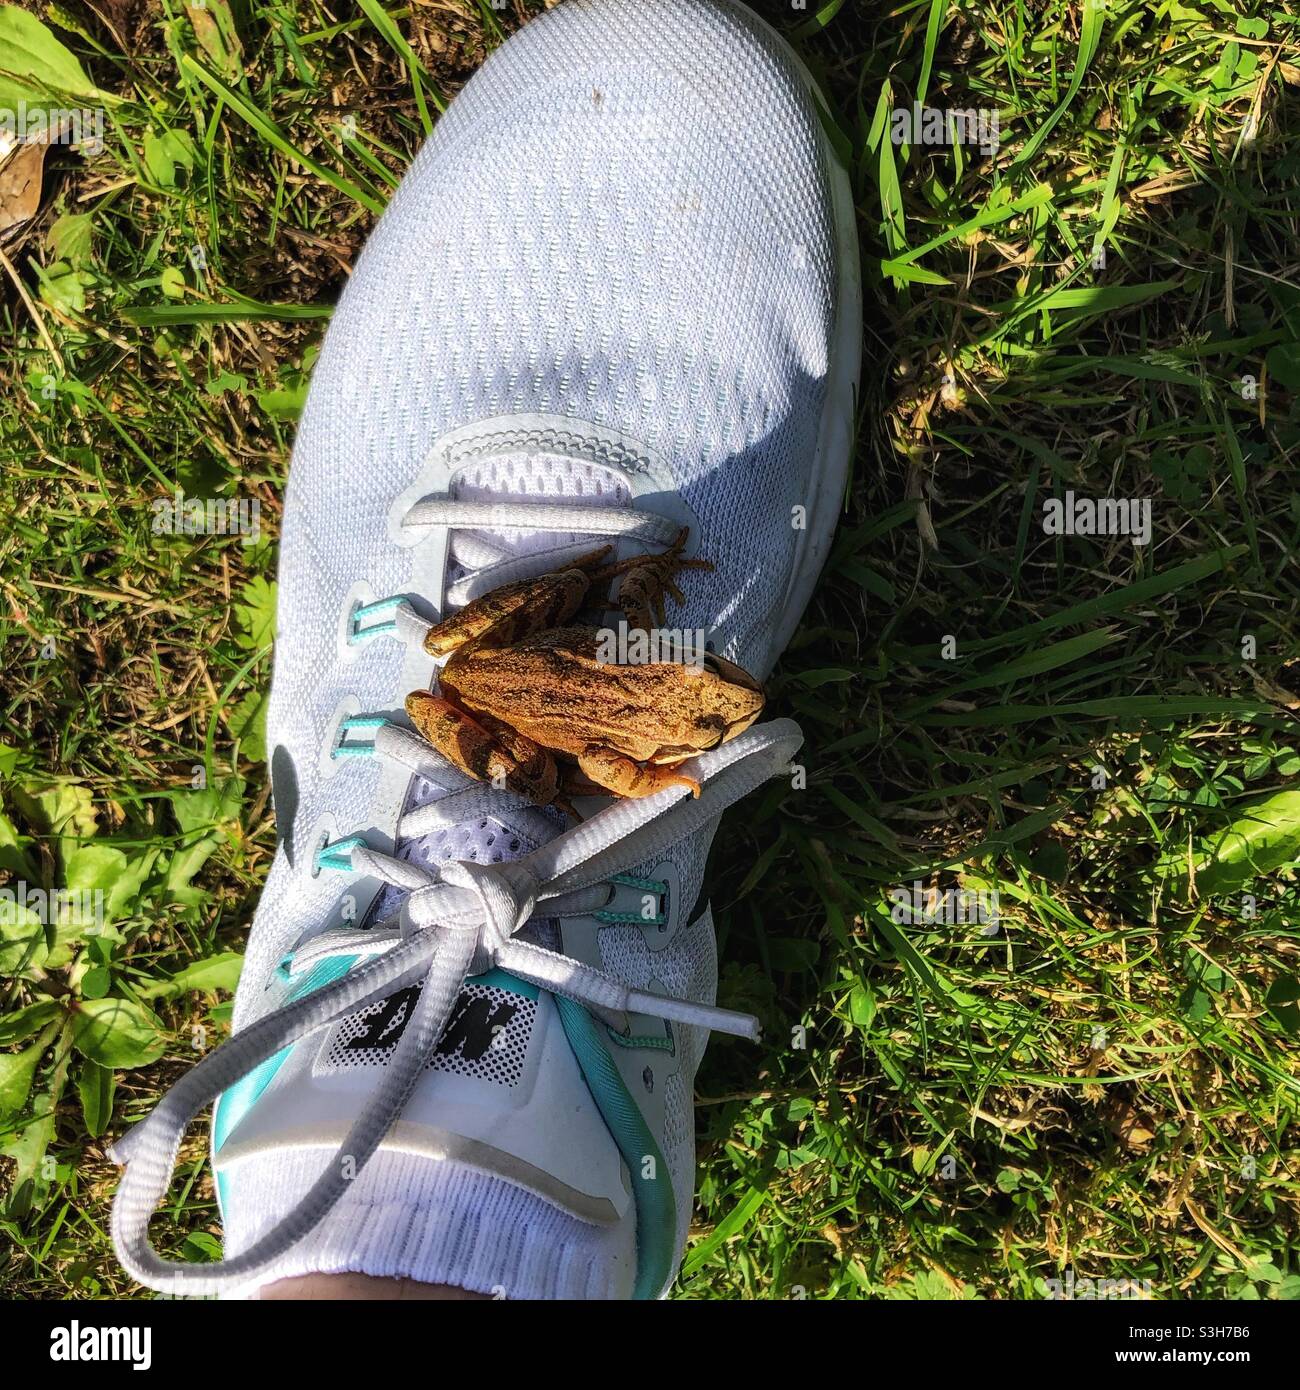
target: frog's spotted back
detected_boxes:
[409,530,765,808]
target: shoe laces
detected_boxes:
[110,494,802,1294]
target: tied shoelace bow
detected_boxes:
[110,494,804,1295]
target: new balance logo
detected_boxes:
[439,994,519,1060]
[346,984,519,1062]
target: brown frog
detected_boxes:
[405,530,764,811]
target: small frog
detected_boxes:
[405,530,764,811]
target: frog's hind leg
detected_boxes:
[406,691,560,807]
[577,745,701,800]
[589,527,714,631]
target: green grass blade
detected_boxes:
[179,54,386,215]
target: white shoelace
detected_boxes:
[110,497,803,1294]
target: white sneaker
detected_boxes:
[111,0,859,1299]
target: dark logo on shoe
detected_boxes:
[344,983,520,1063]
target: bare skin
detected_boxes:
[405,529,765,811]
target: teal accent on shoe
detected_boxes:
[471,966,540,1000]
[349,595,407,644]
[596,873,668,926]
[212,954,358,1217]
[353,596,405,617]
[609,874,668,894]
[332,717,389,761]
[606,1026,674,1052]
[554,995,675,1300]
[314,834,366,873]
[349,623,396,644]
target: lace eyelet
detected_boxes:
[313,833,366,875]
[336,581,376,665]
[331,716,388,761]
[349,594,407,645]
[317,697,362,782]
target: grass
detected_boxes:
[1,0,1298,1301]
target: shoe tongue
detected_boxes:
[446,451,632,570]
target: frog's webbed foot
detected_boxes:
[589,526,714,631]
[577,745,701,800]
[422,550,614,657]
[406,691,561,807]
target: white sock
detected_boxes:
[220,1148,637,1300]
